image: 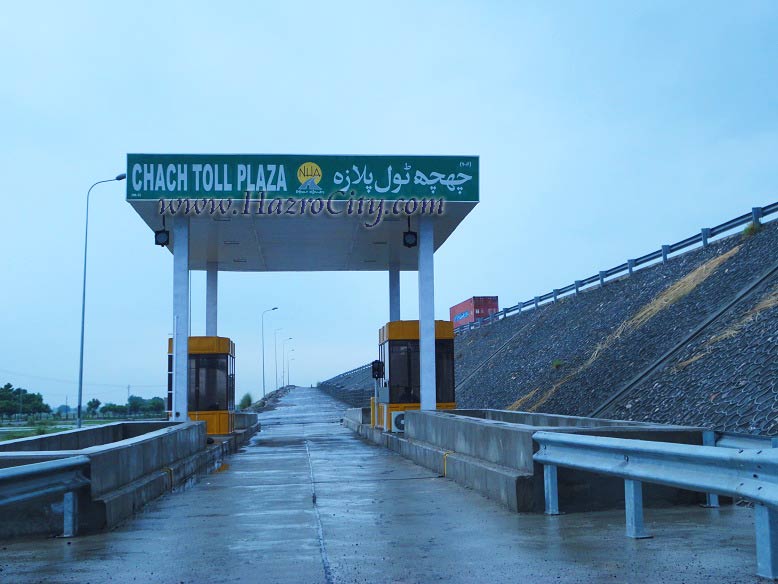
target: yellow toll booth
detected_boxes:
[167,336,235,435]
[372,320,456,432]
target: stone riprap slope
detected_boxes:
[318,366,373,408]
[455,220,778,434]
[606,267,778,434]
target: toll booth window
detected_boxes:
[188,355,228,411]
[167,354,173,411]
[389,341,421,403]
[227,354,235,410]
[378,343,385,382]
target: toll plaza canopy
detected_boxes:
[126,154,478,272]
[125,153,479,422]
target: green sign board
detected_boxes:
[126,154,478,202]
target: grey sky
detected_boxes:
[0,1,776,407]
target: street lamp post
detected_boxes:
[273,328,283,392]
[261,307,278,397]
[77,173,126,429]
[286,351,295,386]
[282,339,293,389]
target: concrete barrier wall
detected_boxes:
[405,411,538,472]
[83,422,206,498]
[234,412,259,430]
[0,421,172,452]
[0,421,220,539]
[452,409,663,428]
[353,410,705,513]
[344,408,370,424]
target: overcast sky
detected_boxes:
[0,1,776,408]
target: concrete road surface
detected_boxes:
[1,386,761,583]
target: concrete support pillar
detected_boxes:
[389,266,400,322]
[206,262,218,336]
[172,216,190,422]
[417,216,436,411]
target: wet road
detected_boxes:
[2,387,761,583]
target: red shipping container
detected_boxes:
[450,296,499,326]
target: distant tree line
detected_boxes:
[0,383,51,418]
[98,395,165,418]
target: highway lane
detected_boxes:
[2,386,760,583]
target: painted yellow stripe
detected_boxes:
[442,450,454,477]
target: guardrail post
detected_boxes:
[553,289,559,302]
[755,504,778,579]
[543,464,560,515]
[752,207,763,225]
[63,491,78,537]
[574,280,581,295]
[627,259,635,275]
[661,245,670,263]
[701,431,720,508]
[624,479,651,539]
[701,228,711,248]
[534,296,539,309]
[599,271,606,287]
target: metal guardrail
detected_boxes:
[457,202,778,334]
[533,431,778,579]
[716,431,778,451]
[0,455,90,537]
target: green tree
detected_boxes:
[100,403,127,417]
[86,398,101,417]
[148,397,165,413]
[127,395,145,416]
[0,383,51,417]
[238,393,253,410]
[0,383,16,417]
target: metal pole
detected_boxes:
[261,307,277,398]
[755,504,778,579]
[286,351,294,386]
[288,357,294,387]
[274,328,282,391]
[76,174,126,429]
[543,464,560,515]
[702,431,720,508]
[282,338,292,389]
[63,491,78,538]
[624,479,651,539]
